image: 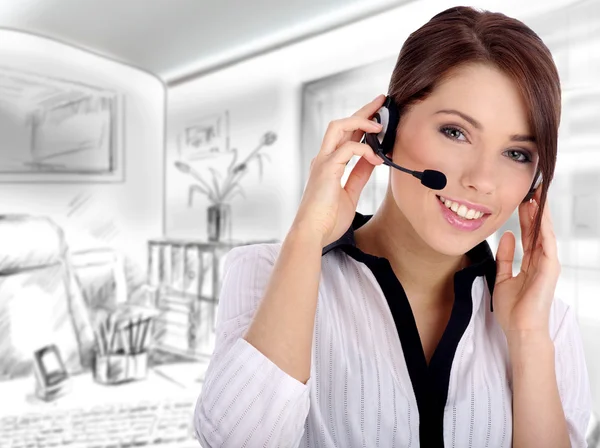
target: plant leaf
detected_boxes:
[209,167,223,181]
[220,166,247,201]
[208,167,222,200]
[188,184,213,206]
[228,185,246,201]
[174,161,191,173]
[182,165,215,198]
[220,178,236,202]
[191,183,210,196]
[227,148,239,174]
[193,175,214,198]
[256,154,264,180]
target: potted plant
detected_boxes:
[174,131,277,241]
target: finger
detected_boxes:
[350,126,374,144]
[518,199,535,267]
[319,95,386,156]
[351,94,386,118]
[331,140,383,168]
[495,231,516,284]
[319,116,383,157]
[344,156,378,206]
[539,197,558,262]
[349,94,388,143]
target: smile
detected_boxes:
[436,195,490,231]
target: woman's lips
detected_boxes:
[436,195,490,231]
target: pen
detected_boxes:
[119,323,129,354]
[128,319,134,355]
[133,316,142,354]
[107,314,116,355]
[138,318,151,353]
[101,318,110,356]
[94,325,105,356]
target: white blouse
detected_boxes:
[194,212,592,448]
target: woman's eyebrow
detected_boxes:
[434,109,537,144]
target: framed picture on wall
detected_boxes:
[0,65,124,183]
[177,111,231,162]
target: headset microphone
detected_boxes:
[363,132,446,190]
[361,95,447,191]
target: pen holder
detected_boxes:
[93,351,148,385]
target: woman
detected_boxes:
[195,6,592,448]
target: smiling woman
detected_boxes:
[385,6,559,259]
[194,5,592,448]
[371,63,544,261]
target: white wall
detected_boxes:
[0,29,165,272]
[166,0,579,242]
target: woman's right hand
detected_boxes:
[291,94,387,248]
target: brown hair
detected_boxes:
[387,6,560,263]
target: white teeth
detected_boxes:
[437,196,485,220]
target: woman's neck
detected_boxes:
[353,198,470,309]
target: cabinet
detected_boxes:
[147,238,279,359]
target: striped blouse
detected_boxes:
[194,212,592,447]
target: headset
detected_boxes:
[361,95,543,203]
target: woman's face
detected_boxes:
[389,63,539,256]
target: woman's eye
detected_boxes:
[440,126,467,141]
[440,125,532,165]
[505,150,531,164]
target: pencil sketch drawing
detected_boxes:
[174,129,277,207]
[178,111,229,159]
[169,104,277,241]
[0,65,124,183]
[0,214,206,447]
[0,0,598,447]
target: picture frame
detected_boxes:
[32,344,71,401]
[0,65,124,183]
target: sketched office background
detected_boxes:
[0,0,598,447]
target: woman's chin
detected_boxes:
[419,225,484,257]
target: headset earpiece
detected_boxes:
[523,170,543,202]
[364,95,399,158]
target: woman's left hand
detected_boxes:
[493,188,561,337]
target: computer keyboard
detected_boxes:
[0,398,199,448]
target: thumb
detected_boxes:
[495,231,516,285]
[344,157,377,205]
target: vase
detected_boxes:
[207,203,232,242]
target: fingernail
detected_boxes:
[373,94,384,101]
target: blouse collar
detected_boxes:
[322,211,498,311]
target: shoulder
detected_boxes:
[216,243,283,325]
[224,242,282,269]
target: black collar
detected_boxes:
[322,211,498,311]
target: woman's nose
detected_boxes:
[460,155,497,195]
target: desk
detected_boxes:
[0,360,209,415]
[0,360,211,448]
